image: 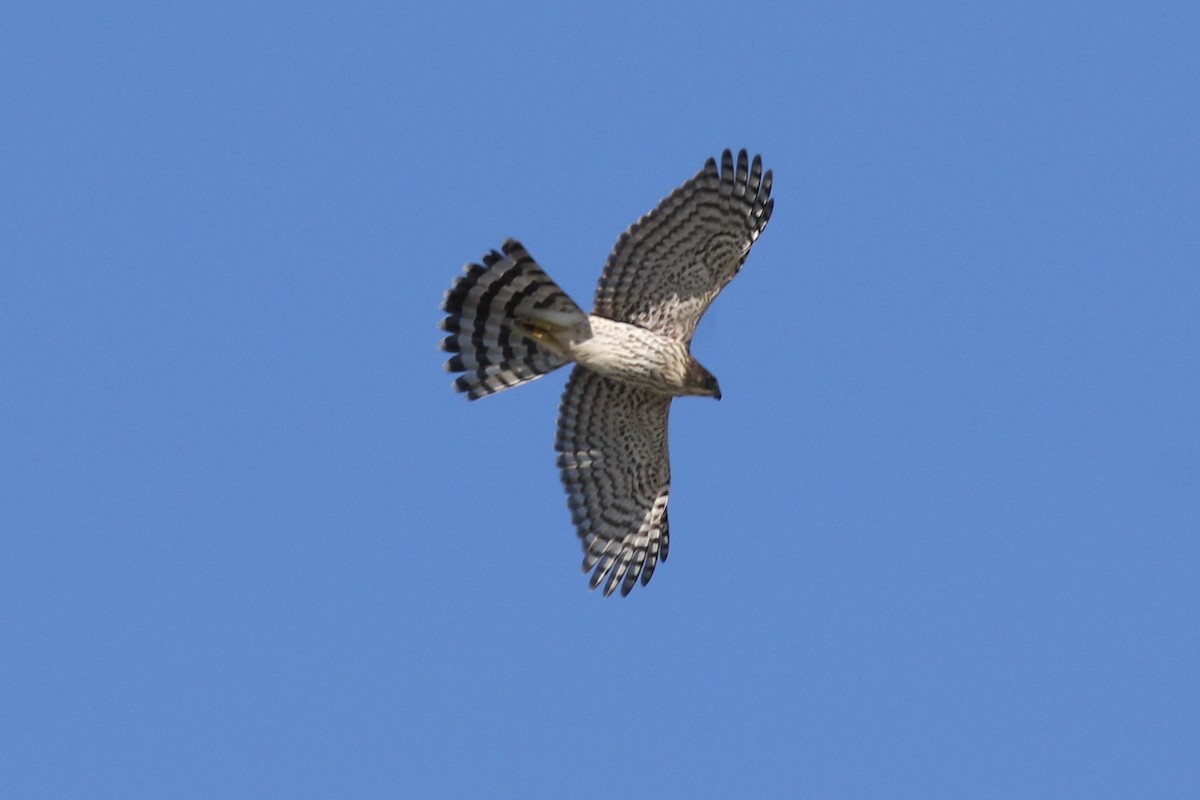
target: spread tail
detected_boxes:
[440,239,589,400]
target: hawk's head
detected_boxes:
[684,360,722,400]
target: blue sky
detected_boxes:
[3,2,1197,797]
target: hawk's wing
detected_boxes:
[555,367,672,596]
[592,149,774,342]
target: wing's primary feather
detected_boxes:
[592,149,773,342]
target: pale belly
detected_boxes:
[564,316,692,394]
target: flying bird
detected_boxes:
[439,149,773,596]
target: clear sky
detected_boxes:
[3,2,1197,797]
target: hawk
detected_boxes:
[439,149,774,596]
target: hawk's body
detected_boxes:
[440,149,773,596]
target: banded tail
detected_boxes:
[440,239,590,400]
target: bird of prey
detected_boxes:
[439,149,773,596]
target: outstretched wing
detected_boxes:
[555,367,672,597]
[592,149,774,342]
